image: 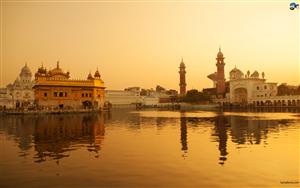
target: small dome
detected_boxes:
[50,61,63,75]
[230,67,244,80]
[87,72,93,80]
[217,51,223,58]
[217,48,224,58]
[179,58,185,68]
[37,65,47,74]
[20,63,32,77]
[94,69,101,78]
[47,61,70,79]
[250,71,259,78]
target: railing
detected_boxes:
[0,107,109,115]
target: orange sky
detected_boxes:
[0,0,299,90]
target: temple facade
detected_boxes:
[34,61,105,110]
[0,63,35,108]
[227,68,277,104]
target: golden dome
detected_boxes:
[50,61,63,74]
[48,61,70,79]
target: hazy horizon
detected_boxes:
[0,1,299,90]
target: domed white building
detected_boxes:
[205,49,279,105]
[227,67,277,104]
[0,63,35,108]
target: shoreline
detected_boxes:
[2,103,300,115]
[0,108,108,115]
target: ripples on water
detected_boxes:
[0,109,299,187]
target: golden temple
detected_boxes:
[34,61,105,110]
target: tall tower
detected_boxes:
[216,48,226,94]
[179,58,187,95]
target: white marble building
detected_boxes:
[228,67,277,104]
[214,67,278,105]
[0,64,35,108]
[105,89,142,106]
[105,87,173,107]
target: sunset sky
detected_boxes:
[0,0,299,90]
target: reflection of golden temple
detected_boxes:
[33,114,105,162]
[34,61,105,110]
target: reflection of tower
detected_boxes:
[180,112,188,157]
[179,59,186,96]
[216,48,226,94]
[213,115,228,165]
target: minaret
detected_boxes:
[179,58,186,96]
[216,48,226,94]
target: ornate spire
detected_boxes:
[56,61,60,69]
[94,68,101,78]
[180,58,185,68]
[87,71,93,80]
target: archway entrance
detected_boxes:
[233,88,248,104]
[82,101,92,109]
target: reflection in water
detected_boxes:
[34,114,105,163]
[0,113,107,163]
[229,117,287,145]
[209,114,295,165]
[180,112,188,158]
[0,110,297,166]
[212,115,229,165]
[0,110,299,187]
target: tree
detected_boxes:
[182,89,210,103]
[140,89,147,96]
[156,85,166,92]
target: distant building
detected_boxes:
[105,87,142,106]
[179,59,187,96]
[227,68,277,104]
[205,48,278,105]
[277,83,300,96]
[34,61,105,109]
[106,85,178,107]
[0,63,35,108]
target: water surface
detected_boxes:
[0,109,299,187]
